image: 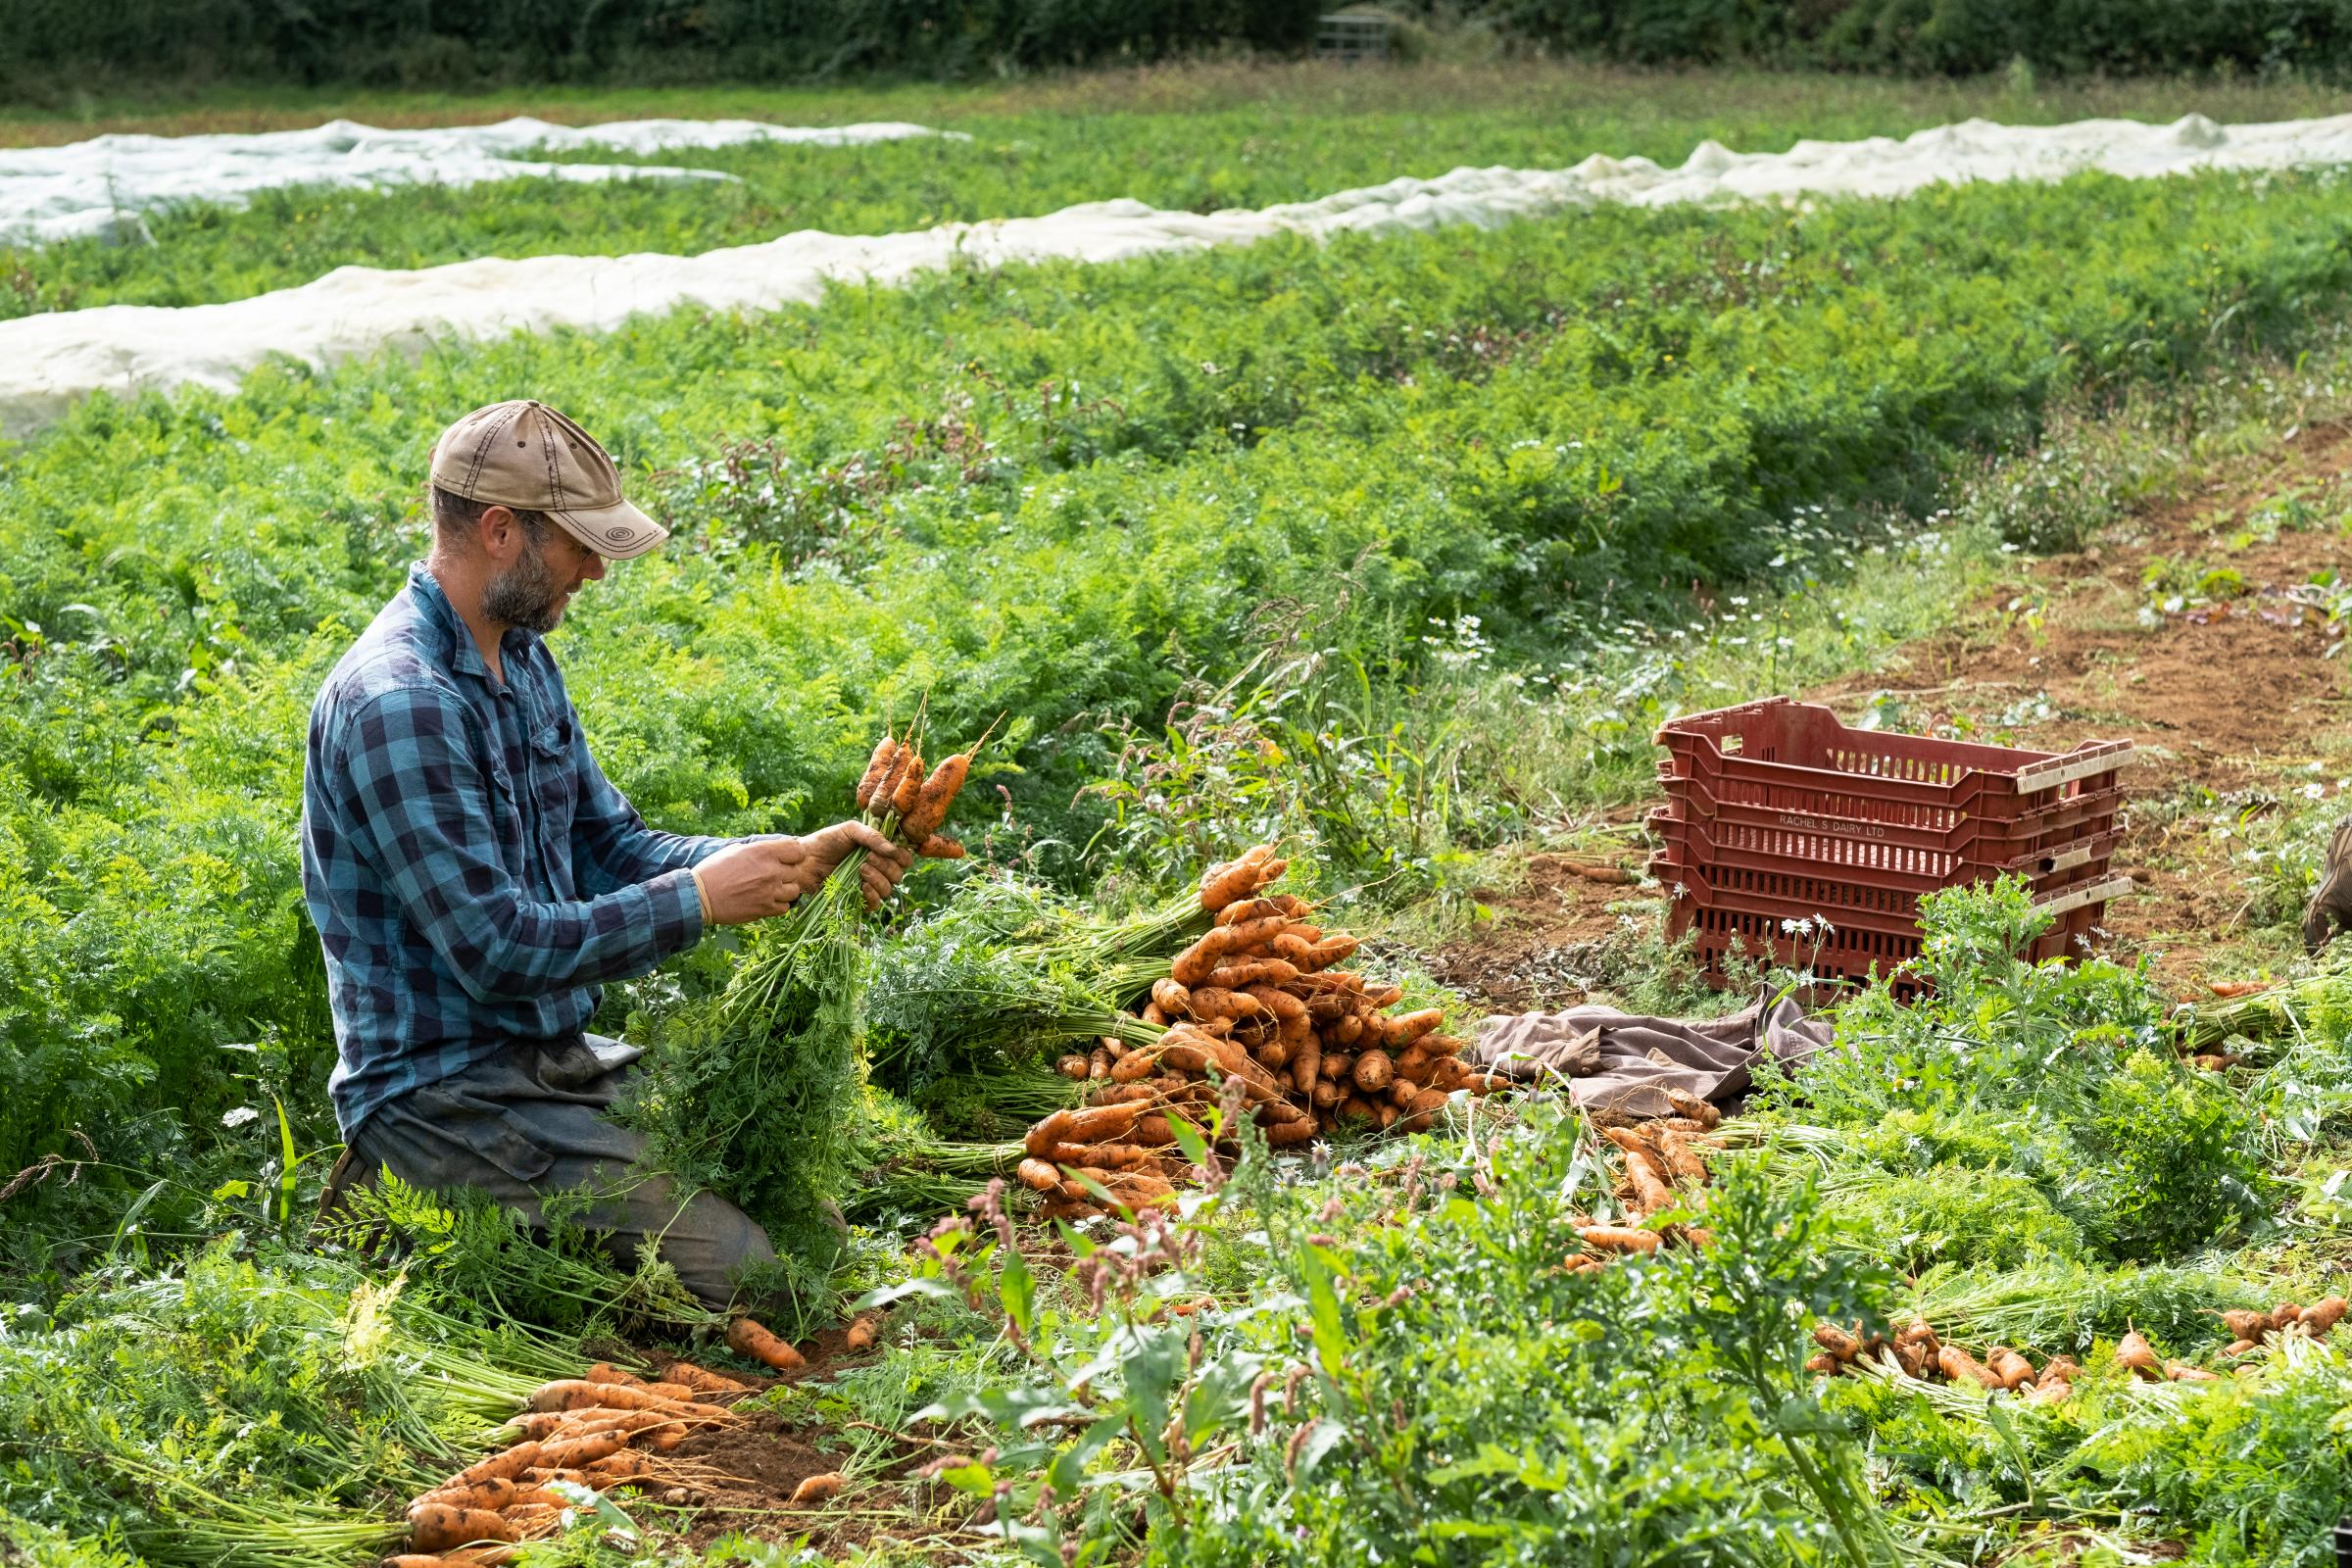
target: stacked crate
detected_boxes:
[1646,698,2133,991]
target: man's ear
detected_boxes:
[477,504,522,563]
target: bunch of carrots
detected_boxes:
[851,714,986,862]
[1015,846,1510,1213]
[384,1359,752,1566]
[1562,1107,1724,1267]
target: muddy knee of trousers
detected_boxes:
[636,1188,777,1311]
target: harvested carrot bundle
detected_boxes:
[727,1316,807,1371]
[789,1473,846,1507]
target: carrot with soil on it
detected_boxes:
[407,1503,517,1553]
[727,1316,807,1372]
[2116,1329,2163,1381]
[1576,1225,1662,1255]
[900,752,975,845]
[852,736,898,813]
[789,1473,846,1507]
[447,1443,542,1489]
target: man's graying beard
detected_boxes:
[482,514,566,633]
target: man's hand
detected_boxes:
[695,824,913,926]
[800,819,915,911]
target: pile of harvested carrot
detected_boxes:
[383,1359,751,1567]
[1801,1295,2347,1400]
[1563,1108,1723,1267]
[1806,1320,2095,1398]
[1017,846,1510,1214]
[2214,1295,2347,1354]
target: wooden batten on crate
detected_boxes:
[1646,697,2132,993]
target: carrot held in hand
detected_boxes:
[853,737,898,812]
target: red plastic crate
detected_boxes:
[1649,698,2132,992]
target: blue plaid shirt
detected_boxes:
[302,563,721,1136]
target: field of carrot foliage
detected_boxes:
[3,59,2351,1568]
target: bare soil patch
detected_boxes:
[1438,424,2352,1008]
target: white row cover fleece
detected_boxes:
[4,112,2350,440]
[0,116,956,246]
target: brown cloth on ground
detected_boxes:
[1469,995,1831,1117]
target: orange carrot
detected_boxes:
[1576,1225,1661,1254]
[583,1362,647,1389]
[2303,1296,2348,1337]
[415,1478,520,1514]
[870,745,917,822]
[1352,1051,1395,1092]
[449,1442,541,1489]
[1812,1324,1861,1361]
[408,1503,517,1552]
[1016,1156,1061,1193]
[1936,1346,2001,1390]
[845,1317,878,1352]
[852,737,898,813]
[900,753,974,843]
[727,1316,807,1371]
[789,1472,846,1507]
[2116,1330,2163,1381]
[536,1432,626,1470]
[917,834,966,859]
[1200,847,1277,911]
[1987,1348,2034,1391]
[524,1380,713,1416]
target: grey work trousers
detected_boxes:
[345,1033,773,1310]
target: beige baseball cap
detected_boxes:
[428,399,668,561]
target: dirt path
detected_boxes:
[1437,424,2352,1008]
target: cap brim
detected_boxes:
[551,498,668,561]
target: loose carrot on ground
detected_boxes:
[727,1316,807,1371]
[789,1473,846,1507]
[2220,1308,2272,1344]
[845,1317,878,1352]
[2304,1297,2348,1337]
[408,1503,517,1552]
[2116,1330,2163,1381]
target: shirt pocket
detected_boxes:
[527,713,579,843]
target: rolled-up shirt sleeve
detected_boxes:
[336,685,705,1004]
